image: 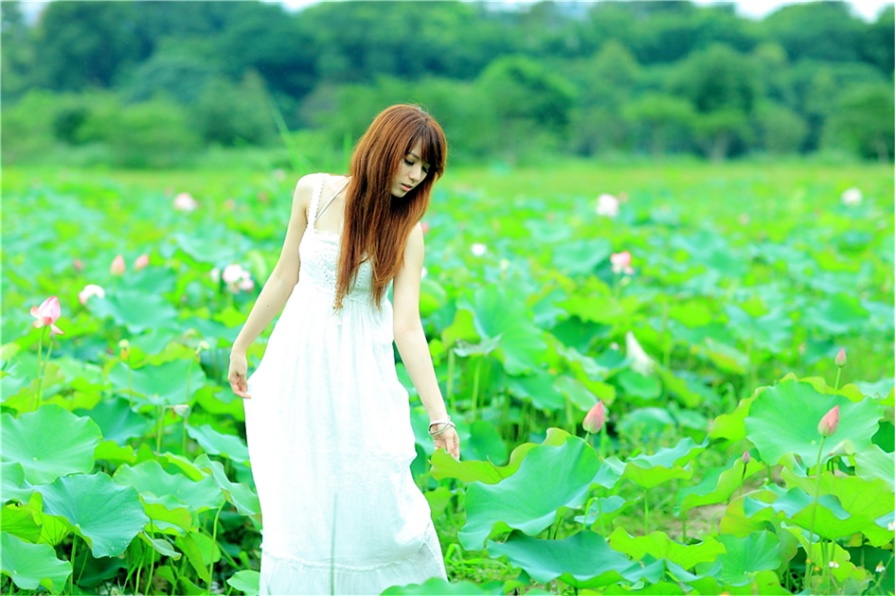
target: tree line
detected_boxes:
[2,0,892,167]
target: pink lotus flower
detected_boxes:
[110,254,126,275]
[78,284,105,305]
[134,254,149,270]
[30,296,64,335]
[583,401,606,434]
[835,348,847,367]
[595,193,620,218]
[610,251,633,275]
[222,264,255,294]
[173,192,198,212]
[72,259,84,272]
[817,405,840,437]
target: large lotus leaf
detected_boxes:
[656,366,704,409]
[505,372,565,412]
[466,421,508,465]
[459,435,601,549]
[2,461,33,503]
[552,239,613,276]
[466,286,547,375]
[430,428,570,484]
[745,381,881,467]
[2,502,42,542]
[618,407,676,441]
[694,338,748,375]
[615,369,662,401]
[1,405,101,484]
[622,437,707,489]
[854,445,895,490]
[193,454,260,517]
[142,502,193,534]
[607,528,724,571]
[36,473,148,557]
[77,397,152,444]
[803,294,869,335]
[676,455,765,515]
[383,576,500,595]
[185,424,249,464]
[791,531,877,591]
[696,531,781,586]
[780,468,894,546]
[108,360,207,407]
[112,460,223,513]
[227,570,261,596]
[488,531,644,588]
[87,291,179,333]
[1,532,71,592]
[686,570,789,596]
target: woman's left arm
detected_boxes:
[393,223,460,458]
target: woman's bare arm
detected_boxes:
[393,224,460,457]
[228,175,315,398]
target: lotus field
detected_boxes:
[1,163,893,595]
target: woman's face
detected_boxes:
[391,142,429,198]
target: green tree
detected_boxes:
[753,101,808,155]
[822,83,894,162]
[860,5,894,75]
[759,2,864,63]
[193,72,275,147]
[623,93,696,155]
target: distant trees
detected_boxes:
[2,0,892,166]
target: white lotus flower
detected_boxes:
[595,193,620,218]
[625,331,654,376]
[841,187,862,206]
[173,192,199,212]
[471,243,487,257]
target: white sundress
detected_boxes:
[244,173,446,595]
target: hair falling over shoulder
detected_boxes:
[335,105,447,310]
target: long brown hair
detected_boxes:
[335,105,447,309]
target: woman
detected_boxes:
[227,104,460,595]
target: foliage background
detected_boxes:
[2,0,893,168]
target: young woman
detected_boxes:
[227,105,460,595]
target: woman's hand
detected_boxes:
[432,426,460,459]
[228,351,251,399]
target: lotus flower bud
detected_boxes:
[110,254,126,275]
[835,348,847,367]
[119,339,130,361]
[741,451,751,464]
[172,405,191,418]
[583,401,606,434]
[817,405,840,437]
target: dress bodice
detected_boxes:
[298,174,375,305]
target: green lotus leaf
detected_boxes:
[142,502,193,534]
[176,530,221,583]
[505,371,566,412]
[88,290,179,333]
[656,366,705,408]
[382,576,496,594]
[459,434,601,549]
[1,405,101,484]
[466,420,508,465]
[488,531,639,588]
[1,461,33,503]
[94,440,137,466]
[622,437,707,489]
[745,380,881,467]
[676,454,764,515]
[227,570,261,596]
[36,473,148,557]
[78,397,152,444]
[2,502,42,542]
[466,286,547,375]
[1,532,71,592]
[696,531,781,586]
[607,528,724,571]
[113,460,223,513]
[108,360,207,407]
[780,468,894,546]
[185,424,249,464]
[803,294,869,336]
[193,454,260,517]
[431,428,570,485]
[694,338,748,375]
[618,407,676,442]
[854,444,895,490]
[553,375,598,412]
[616,369,662,401]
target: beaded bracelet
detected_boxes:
[428,418,456,436]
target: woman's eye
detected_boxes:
[404,158,414,166]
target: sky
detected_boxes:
[18,0,894,24]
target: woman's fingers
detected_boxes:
[228,372,251,399]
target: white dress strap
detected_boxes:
[317,177,351,221]
[307,173,326,228]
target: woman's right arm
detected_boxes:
[228,175,315,398]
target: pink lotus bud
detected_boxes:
[134,254,149,270]
[78,284,105,305]
[741,451,751,464]
[817,405,840,437]
[72,259,84,272]
[110,254,126,275]
[610,251,634,275]
[583,401,607,434]
[834,348,846,367]
[421,221,431,235]
[30,296,64,335]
